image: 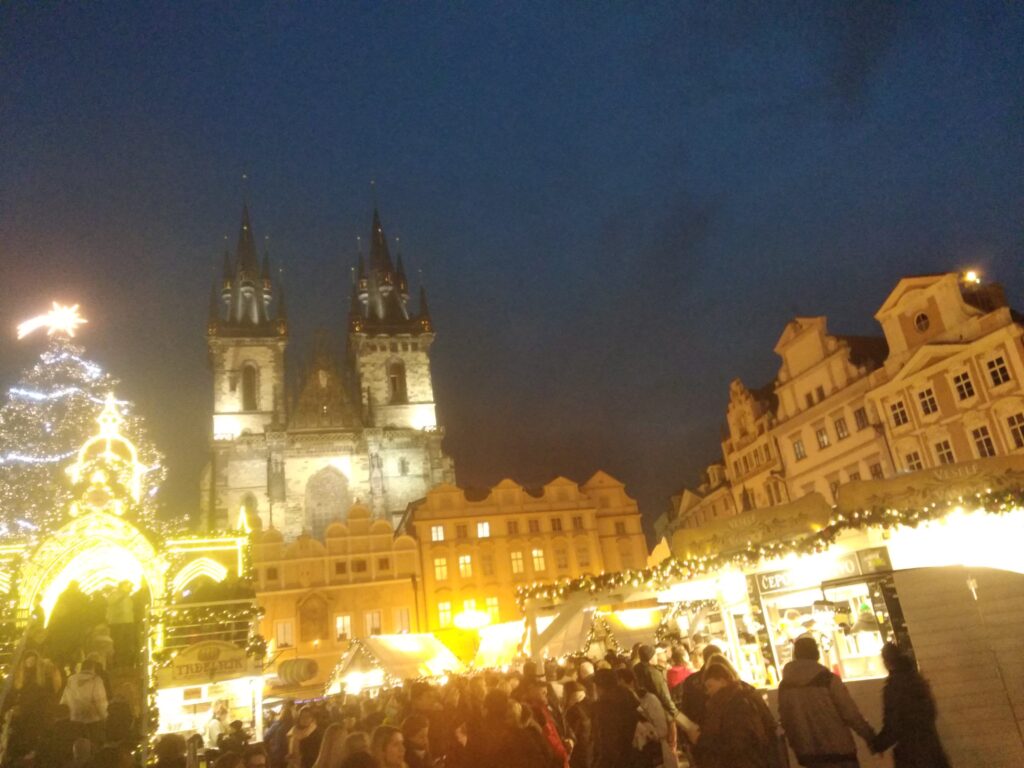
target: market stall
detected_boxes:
[472,620,527,669]
[325,634,464,695]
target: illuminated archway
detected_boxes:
[18,510,167,622]
[171,557,228,596]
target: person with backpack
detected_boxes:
[778,636,876,768]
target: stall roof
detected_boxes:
[332,634,465,690]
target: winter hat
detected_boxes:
[578,660,595,679]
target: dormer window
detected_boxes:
[914,312,930,332]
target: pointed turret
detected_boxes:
[212,204,283,336]
[236,204,260,278]
[369,208,395,275]
[396,251,409,301]
[418,285,430,317]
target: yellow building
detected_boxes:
[252,502,422,689]
[868,273,1024,469]
[403,472,647,631]
[722,379,786,512]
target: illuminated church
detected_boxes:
[202,206,454,538]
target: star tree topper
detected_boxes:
[16,302,88,340]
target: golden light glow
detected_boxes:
[607,607,661,631]
[40,543,145,619]
[17,302,88,340]
[171,557,228,594]
[453,609,491,630]
[67,393,144,510]
[886,506,1024,574]
[963,270,981,284]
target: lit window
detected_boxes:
[953,372,975,401]
[869,463,884,479]
[556,548,569,569]
[433,557,448,581]
[935,440,955,465]
[274,620,294,648]
[485,596,500,622]
[890,401,909,427]
[834,417,849,440]
[395,607,411,633]
[904,451,923,471]
[463,598,476,614]
[458,554,473,578]
[528,519,540,534]
[854,407,869,430]
[615,521,627,535]
[438,602,452,628]
[792,439,807,461]
[1008,413,1024,450]
[988,356,1011,386]
[481,553,494,576]
[335,614,352,641]
[531,548,546,571]
[918,389,938,416]
[815,427,830,449]
[576,546,590,567]
[477,521,490,538]
[572,516,584,531]
[972,426,996,457]
[510,551,524,574]
[456,524,468,539]
[551,518,563,532]
[507,520,519,535]
[431,525,444,542]
[365,610,382,636]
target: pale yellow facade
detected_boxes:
[253,502,422,688]
[405,472,647,630]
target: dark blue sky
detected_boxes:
[2,2,1022,533]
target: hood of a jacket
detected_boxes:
[781,658,830,686]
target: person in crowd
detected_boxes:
[9,649,62,760]
[692,661,780,768]
[220,719,252,754]
[872,642,951,768]
[32,703,77,766]
[91,743,135,768]
[60,658,108,744]
[266,700,295,768]
[518,678,569,768]
[206,703,228,751]
[667,646,693,695]
[401,713,432,768]
[48,580,91,671]
[635,643,698,744]
[778,636,875,768]
[70,736,94,768]
[468,688,555,768]
[244,744,270,768]
[214,754,245,768]
[289,704,324,768]
[623,665,679,768]
[591,668,642,768]
[578,660,596,700]
[105,684,137,746]
[312,722,350,768]
[678,643,723,727]
[154,733,188,768]
[87,622,116,671]
[563,680,594,768]
[370,725,406,768]
[342,730,370,757]
[106,580,136,668]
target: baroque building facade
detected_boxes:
[202,206,454,538]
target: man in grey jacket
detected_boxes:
[778,636,876,768]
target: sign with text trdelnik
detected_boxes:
[158,640,256,687]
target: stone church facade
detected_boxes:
[201,206,454,538]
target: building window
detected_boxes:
[431,525,444,542]
[828,480,840,500]
[792,439,807,461]
[805,393,815,409]
[816,385,826,402]
[481,553,494,576]
[528,519,540,534]
[266,567,279,581]
[989,356,1012,386]
[241,364,258,411]
[935,440,955,465]
[904,451,923,471]
[477,521,490,538]
[834,417,849,440]
[572,516,584,531]
[395,607,410,633]
[352,560,367,573]
[890,401,909,427]
[377,557,390,571]
[918,388,938,416]
[331,561,347,577]
[365,610,382,636]
[815,427,830,449]
[456,524,468,539]
[510,551,524,574]
[433,557,448,581]
[551,518,563,532]
[972,426,996,457]
[387,360,408,404]
[531,548,546,572]
[458,554,472,578]
[869,462,884,479]
[1008,413,1024,450]
[274,620,294,648]
[847,470,861,482]
[576,546,590,567]
[462,598,476,614]
[485,596,500,622]
[438,602,452,628]
[615,521,627,535]
[854,407,869,430]
[507,521,519,535]
[555,548,569,569]
[914,312,930,332]
[398,457,409,476]
[953,372,975,401]
[335,615,352,641]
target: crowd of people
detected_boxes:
[157,635,948,768]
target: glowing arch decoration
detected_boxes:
[171,557,229,595]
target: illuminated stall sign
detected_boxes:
[756,547,891,595]
[159,641,256,687]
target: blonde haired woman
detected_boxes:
[312,722,349,768]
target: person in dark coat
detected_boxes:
[563,681,594,768]
[469,688,557,768]
[872,643,951,768]
[591,668,642,768]
[678,643,723,727]
[693,663,781,768]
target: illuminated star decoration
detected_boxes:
[16,302,88,340]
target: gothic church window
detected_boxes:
[304,466,350,539]
[388,360,408,404]
[241,364,258,411]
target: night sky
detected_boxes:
[2,3,1022,536]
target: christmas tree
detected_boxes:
[0,336,167,535]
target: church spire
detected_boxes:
[213,204,283,336]
[236,204,260,278]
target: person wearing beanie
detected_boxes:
[778,635,876,768]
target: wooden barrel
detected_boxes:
[277,658,318,684]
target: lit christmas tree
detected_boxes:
[0,306,166,535]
